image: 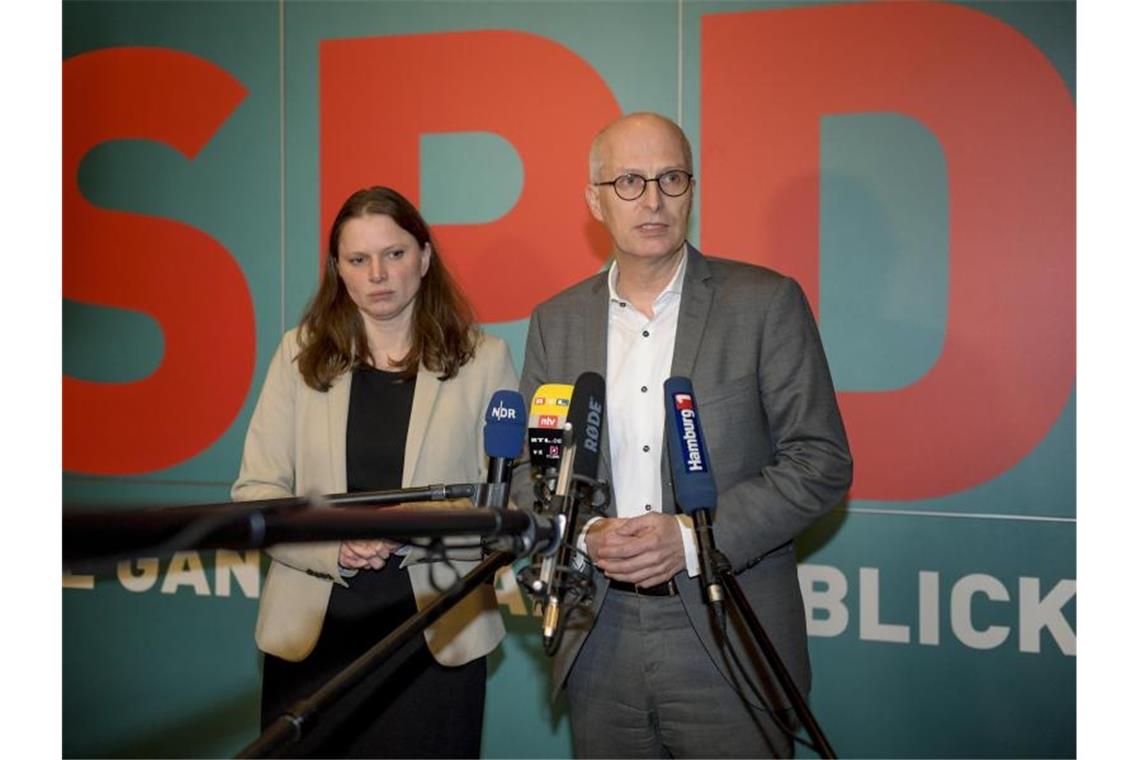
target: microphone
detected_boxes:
[534,423,576,598]
[663,376,724,606]
[541,371,605,648]
[526,383,574,507]
[477,390,527,508]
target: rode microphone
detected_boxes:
[541,371,605,649]
[477,390,526,508]
[664,376,723,605]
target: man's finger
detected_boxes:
[614,519,651,537]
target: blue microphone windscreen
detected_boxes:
[664,376,717,514]
[484,390,527,459]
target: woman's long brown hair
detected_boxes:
[295,186,478,390]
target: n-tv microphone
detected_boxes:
[477,390,527,508]
[527,383,574,508]
[541,371,605,650]
[664,376,724,606]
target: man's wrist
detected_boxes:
[575,516,604,569]
[675,514,700,577]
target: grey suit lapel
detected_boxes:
[670,245,714,380]
[582,271,615,490]
[661,246,714,512]
[581,272,610,379]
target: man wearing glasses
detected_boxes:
[515,112,852,757]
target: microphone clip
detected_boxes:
[576,476,610,517]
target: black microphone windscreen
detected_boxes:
[567,371,605,481]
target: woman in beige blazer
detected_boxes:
[232,186,516,757]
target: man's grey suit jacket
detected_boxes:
[513,245,853,709]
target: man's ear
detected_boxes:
[585,184,604,222]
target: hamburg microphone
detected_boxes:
[541,371,605,650]
[664,376,724,606]
[478,390,527,508]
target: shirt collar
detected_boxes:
[607,243,689,305]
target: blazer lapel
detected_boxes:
[581,272,615,487]
[403,366,441,487]
[670,245,714,380]
[662,246,714,511]
[325,371,352,493]
[577,270,611,378]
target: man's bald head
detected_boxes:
[584,112,694,266]
[588,112,693,183]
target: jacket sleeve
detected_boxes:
[231,334,297,502]
[231,332,345,586]
[712,277,853,571]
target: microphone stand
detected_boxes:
[238,549,516,758]
[63,485,525,569]
[65,490,549,758]
[710,549,836,759]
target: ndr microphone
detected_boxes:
[480,390,526,508]
[541,371,605,649]
[664,376,723,605]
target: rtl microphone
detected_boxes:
[527,383,574,508]
[664,376,723,606]
[478,390,526,508]
[541,371,605,648]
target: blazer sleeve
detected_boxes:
[713,277,853,570]
[231,334,297,502]
[231,332,345,586]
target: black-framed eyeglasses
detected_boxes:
[593,170,694,201]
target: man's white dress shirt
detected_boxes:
[578,248,699,577]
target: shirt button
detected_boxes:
[619,302,627,308]
[640,385,648,393]
[644,504,652,512]
[642,444,650,452]
[642,330,650,338]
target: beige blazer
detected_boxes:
[232,328,517,666]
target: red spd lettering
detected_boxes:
[64,48,255,474]
[321,30,621,322]
[702,3,1074,499]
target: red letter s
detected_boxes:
[64,48,255,474]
